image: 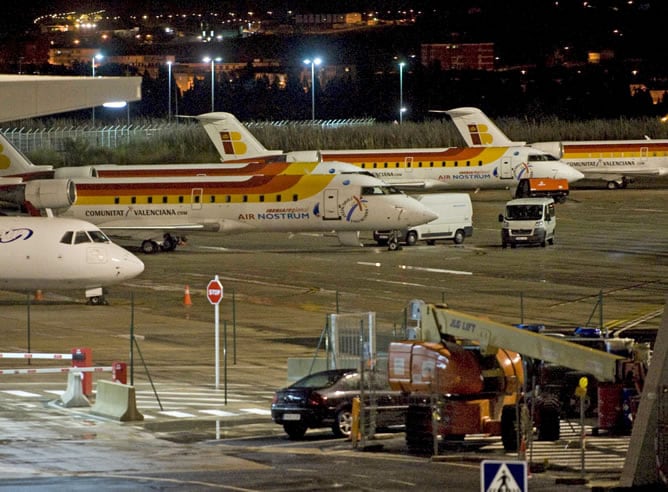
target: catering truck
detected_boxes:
[374,193,473,249]
[499,197,556,248]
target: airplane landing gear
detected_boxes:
[387,230,402,251]
[85,287,108,306]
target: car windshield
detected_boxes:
[291,371,353,389]
[506,205,543,220]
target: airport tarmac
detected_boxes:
[0,186,666,490]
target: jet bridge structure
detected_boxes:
[0,75,141,123]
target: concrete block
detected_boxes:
[60,371,91,408]
[90,380,144,422]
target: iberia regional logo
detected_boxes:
[340,195,369,223]
[219,131,247,156]
[467,124,494,145]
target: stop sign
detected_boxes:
[206,278,223,305]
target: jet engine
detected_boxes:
[24,179,76,209]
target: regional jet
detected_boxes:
[446,107,668,189]
[198,112,584,190]
[0,135,437,252]
[0,215,144,304]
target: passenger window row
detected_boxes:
[359,160,482,169]
[110,194,300,205]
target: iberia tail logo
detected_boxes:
[219,131,248,156]
[0,143,10,170]
[467,124,494,145]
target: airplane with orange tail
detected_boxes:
[446,107,668,189]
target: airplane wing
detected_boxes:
[380,178,445,190]
[584,168,668,178]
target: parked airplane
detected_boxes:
[53,173,437,252]
[0,135,437,252]
[446,106,668,189]
[0,215,144,304]
[199,112,585,190]
[0,132,362,180]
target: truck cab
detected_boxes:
[499,197,556,248]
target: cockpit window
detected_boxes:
[528,153,558,162]
[60,231,74,245]
[361,185,403,196]
[74,231,91,244]
[60,230,110,245]
[88,230,110,243]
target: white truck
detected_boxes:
[374,193,473,249]
[499,197,556,248]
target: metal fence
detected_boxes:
[0,118,376,153]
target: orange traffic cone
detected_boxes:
[34,290,44,302]
[183,285,192,306]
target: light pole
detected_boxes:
[167,60,172,120]
[303,57,322,121]
[91,53,103,125]
[203,56,221,112]
[399,61,405,124]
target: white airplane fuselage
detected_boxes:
[197,112,583,189]
[0,216,144,291]
[446,107,668,188]
[313,146,584,189]
[54,173,438,238]
[530,140,668,188]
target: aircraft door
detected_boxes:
[191,188,203,210]
[323,188,341,220]
[640,146,648,163]
[499,158,513,179]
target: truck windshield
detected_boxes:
[506,205,543,220]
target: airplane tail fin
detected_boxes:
[0,133,53,179]
[194,112,283,162]
[444,107,523,147]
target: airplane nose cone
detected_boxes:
[418,204,439,224]
[111,245,144,280]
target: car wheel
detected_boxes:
[141,240,159,254]
[454,229,465,244]
[406,231,417,246]
[283,423,307,440]
[332,407,353,437]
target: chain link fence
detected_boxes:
[0,118,376,154]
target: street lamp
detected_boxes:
[167,60,172,121]
[91,53,103,125]
[303,57,322,121]
[399,61,405,124]
[203,56,222,112]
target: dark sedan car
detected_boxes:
[271,368,407,439]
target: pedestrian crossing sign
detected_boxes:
[481,460,527,492]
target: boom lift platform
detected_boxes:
[388,300,649,451]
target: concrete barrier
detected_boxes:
[60,371,91,408]
[90,380,144,421]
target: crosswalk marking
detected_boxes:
[3,390,41,397]
[200,409,238,417]
[159,410,196,418]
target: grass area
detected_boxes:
[18,115,668,166]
